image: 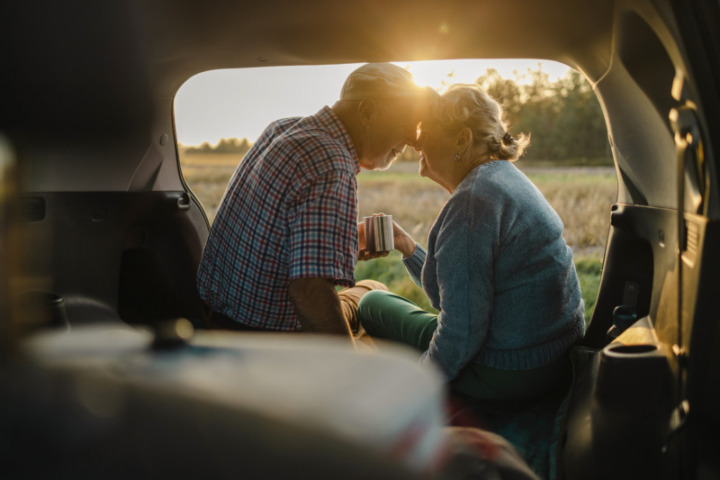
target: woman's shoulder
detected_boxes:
[473,160,525,187]
[453,161,518,206]
[438,166,503,230]
[467,161,546,205]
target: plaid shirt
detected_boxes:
[197,107,360,331]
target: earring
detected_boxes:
[455,152,461,162]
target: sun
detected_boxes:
[401,59,571,92]
[401,60,459,91]
[175,59,571,145]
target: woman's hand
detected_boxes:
[357,214,416,261]
[392,220,417,258]
[357,215,416,261]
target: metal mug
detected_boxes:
[363,214,394,253]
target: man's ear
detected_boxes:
[357,98,378,126]
[457,127,473,153]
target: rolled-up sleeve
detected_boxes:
[287,171,358,287]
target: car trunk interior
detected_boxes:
[1,0,719,478]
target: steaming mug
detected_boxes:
[363,214,394,253]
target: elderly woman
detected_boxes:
[358,84,585,401]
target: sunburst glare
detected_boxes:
[175,59,570,146]
[401,59,568,92]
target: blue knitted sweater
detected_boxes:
[403,161,585,379]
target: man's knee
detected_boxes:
[357,289,393,318]
[354,279,388,292]
[338,280,389,333]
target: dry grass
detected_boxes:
[357,162,616,257]
[522,168,616,256]
[180,153,616,321]
[180,153,617,256]
[357,175,448,241]
[180,153,238,221]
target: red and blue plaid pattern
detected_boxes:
[197,107,360,331]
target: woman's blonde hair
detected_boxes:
[433,83,530,161]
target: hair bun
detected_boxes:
[502,132,513,145]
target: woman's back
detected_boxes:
[424,160,585,371]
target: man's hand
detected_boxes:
[288,277,353,343]
[357,220,390,261]
[357,217,416,260]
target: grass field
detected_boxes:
[180,153,616,323]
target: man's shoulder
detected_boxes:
[259,116,303,140]
[250,108,357,180]
[282,127,356,175]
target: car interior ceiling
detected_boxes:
[1,0,718,478]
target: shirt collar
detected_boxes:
[316,106,361,175]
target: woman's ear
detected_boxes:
[456,127,473,153]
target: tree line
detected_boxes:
[182,137,253,155]
[183,66,611,165]
[476,67,610,164]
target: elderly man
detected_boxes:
[197,63,431,342]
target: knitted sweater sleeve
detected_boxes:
[418,193,495,380]
[402,242,426,287]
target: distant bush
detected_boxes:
[476,67,611,164]
[183,138,253,155]
[391,67,613,166]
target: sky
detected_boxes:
[174,59,570,147]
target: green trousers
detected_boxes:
[358,290,570,401]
